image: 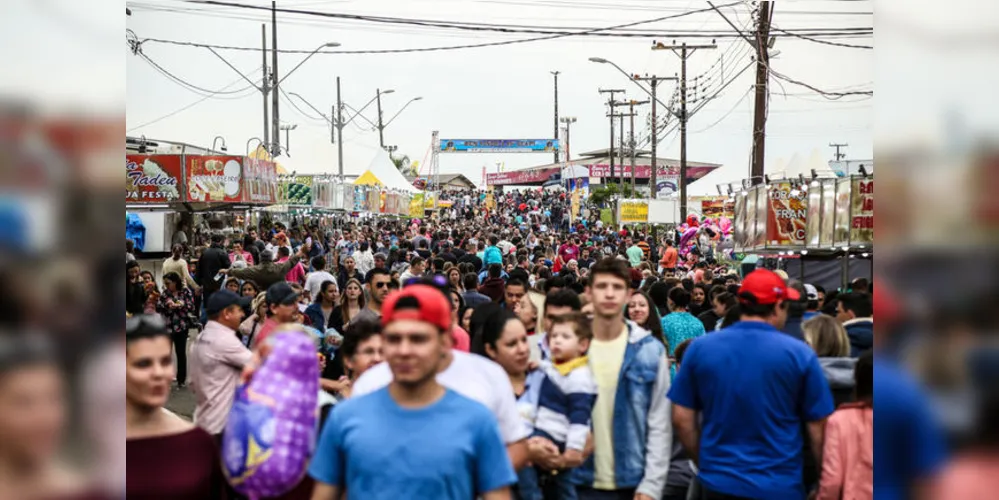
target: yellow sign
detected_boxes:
[485,192,495,211]
[619,200,649,224]
[409,193,424,218]
[570,190,580,220]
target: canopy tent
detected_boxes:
[352,148,421,193]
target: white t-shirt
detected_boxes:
[304,271,337,299]
[351,350,529,445]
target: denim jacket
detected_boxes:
[571,321,672,498]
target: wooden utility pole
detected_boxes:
[652,41,716,220]
[552,71,561,165]
[270,0,281,156]
[750,1,772,184]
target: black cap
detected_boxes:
[205,290,251,317]
[266,282,300,306]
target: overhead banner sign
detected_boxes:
[126,154,183,203]
[439,139,558,153]
[186,155,243,203]
[486,167,560,186]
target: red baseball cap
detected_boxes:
[381,284,452,332]
[738,269,801,305]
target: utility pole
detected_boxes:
[829,143,848,162]
[598,88,624,188]
[261,24,269,153]
[552,71,560,165]
[336,76,344,176]
[560,116,577,191]
[628,99,649,192]
[634,75,676,200]
[376,88,385,148]
[652,41,716,220]
[270,0,281,157]
[750,1,772,184]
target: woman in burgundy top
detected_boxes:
[126,314,226,499]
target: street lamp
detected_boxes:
[379,95,423,149]
[277,42,341,85]
[246,137,264,157]
[211,136,227,153]
[589,57,671,111]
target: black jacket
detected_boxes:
[196,245,231,293]
[458,253,483,272]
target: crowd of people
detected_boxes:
[124,187,880,500]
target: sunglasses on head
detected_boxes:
[126,313,167,335]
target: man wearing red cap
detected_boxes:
[668,269,835,499]
[309,285,516,500]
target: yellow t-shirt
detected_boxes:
[588,325,629,490]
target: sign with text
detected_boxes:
[185,155,243,203]
[766,181,808,246]
[587,164,718,181]
[850,178,874,244]
[409,193,425,218]
[439,139,558,153]
[241,157,277,204]
[486,167,560,186]
[618,199,649,225]
[125,154,183,203]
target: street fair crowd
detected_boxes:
[124,188,888,500]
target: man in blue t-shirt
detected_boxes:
[309,285,516,500]
[668,269,835,499]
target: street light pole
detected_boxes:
[377,88,385,148]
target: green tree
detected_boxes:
[390,153,418,177]
[588,183,637,206]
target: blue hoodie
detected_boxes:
[843,317,874,357]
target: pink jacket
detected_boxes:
[817,402,874,500]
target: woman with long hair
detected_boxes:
[447,267,464,292]
[329,278,364,335]
[155,272,195,388]
[126,315,225,498]
[627,290,666,348]
[240,280,260,299]
[447,288,471,352]
[470,304,587,499]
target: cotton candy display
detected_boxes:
[221,326,319,499]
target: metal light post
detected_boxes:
[211,136,227,153]
[379,96,423,151]
[375,89,395,148]
[560,116,576,191]
[279,124,297,153]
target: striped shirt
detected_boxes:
[534,356,598,451]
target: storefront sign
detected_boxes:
[278,176,313,206]
[486,167,560,186]
[440,139,558,153]
[701,197,735,219]
[409,193,424,218]
[241,158,278,204]
[186,155,243,203]
[587,164,717,181]
[833,178,852,248]
[850,178,874,244]
[766,181,808,246]
[126,154,183,202]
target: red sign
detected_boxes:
[185,155,243,203]
[486,167,560,186]
[587,164,717,180]
[126,154,183,203]
[766,181,808,246]
[241,157,277,204]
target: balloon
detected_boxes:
[686,214,699,227]
[708,225,721,241]
[718,216,733,235]
[222,327,319,499]
[678,227,698,254]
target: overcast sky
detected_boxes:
[122,0,873,195]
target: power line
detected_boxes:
[689,84,753,134]
[772,26,873,49]
[127,73,259,132]
[768,68,873,99]
[177,0,872,39]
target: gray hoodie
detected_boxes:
[819,357,857,407]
